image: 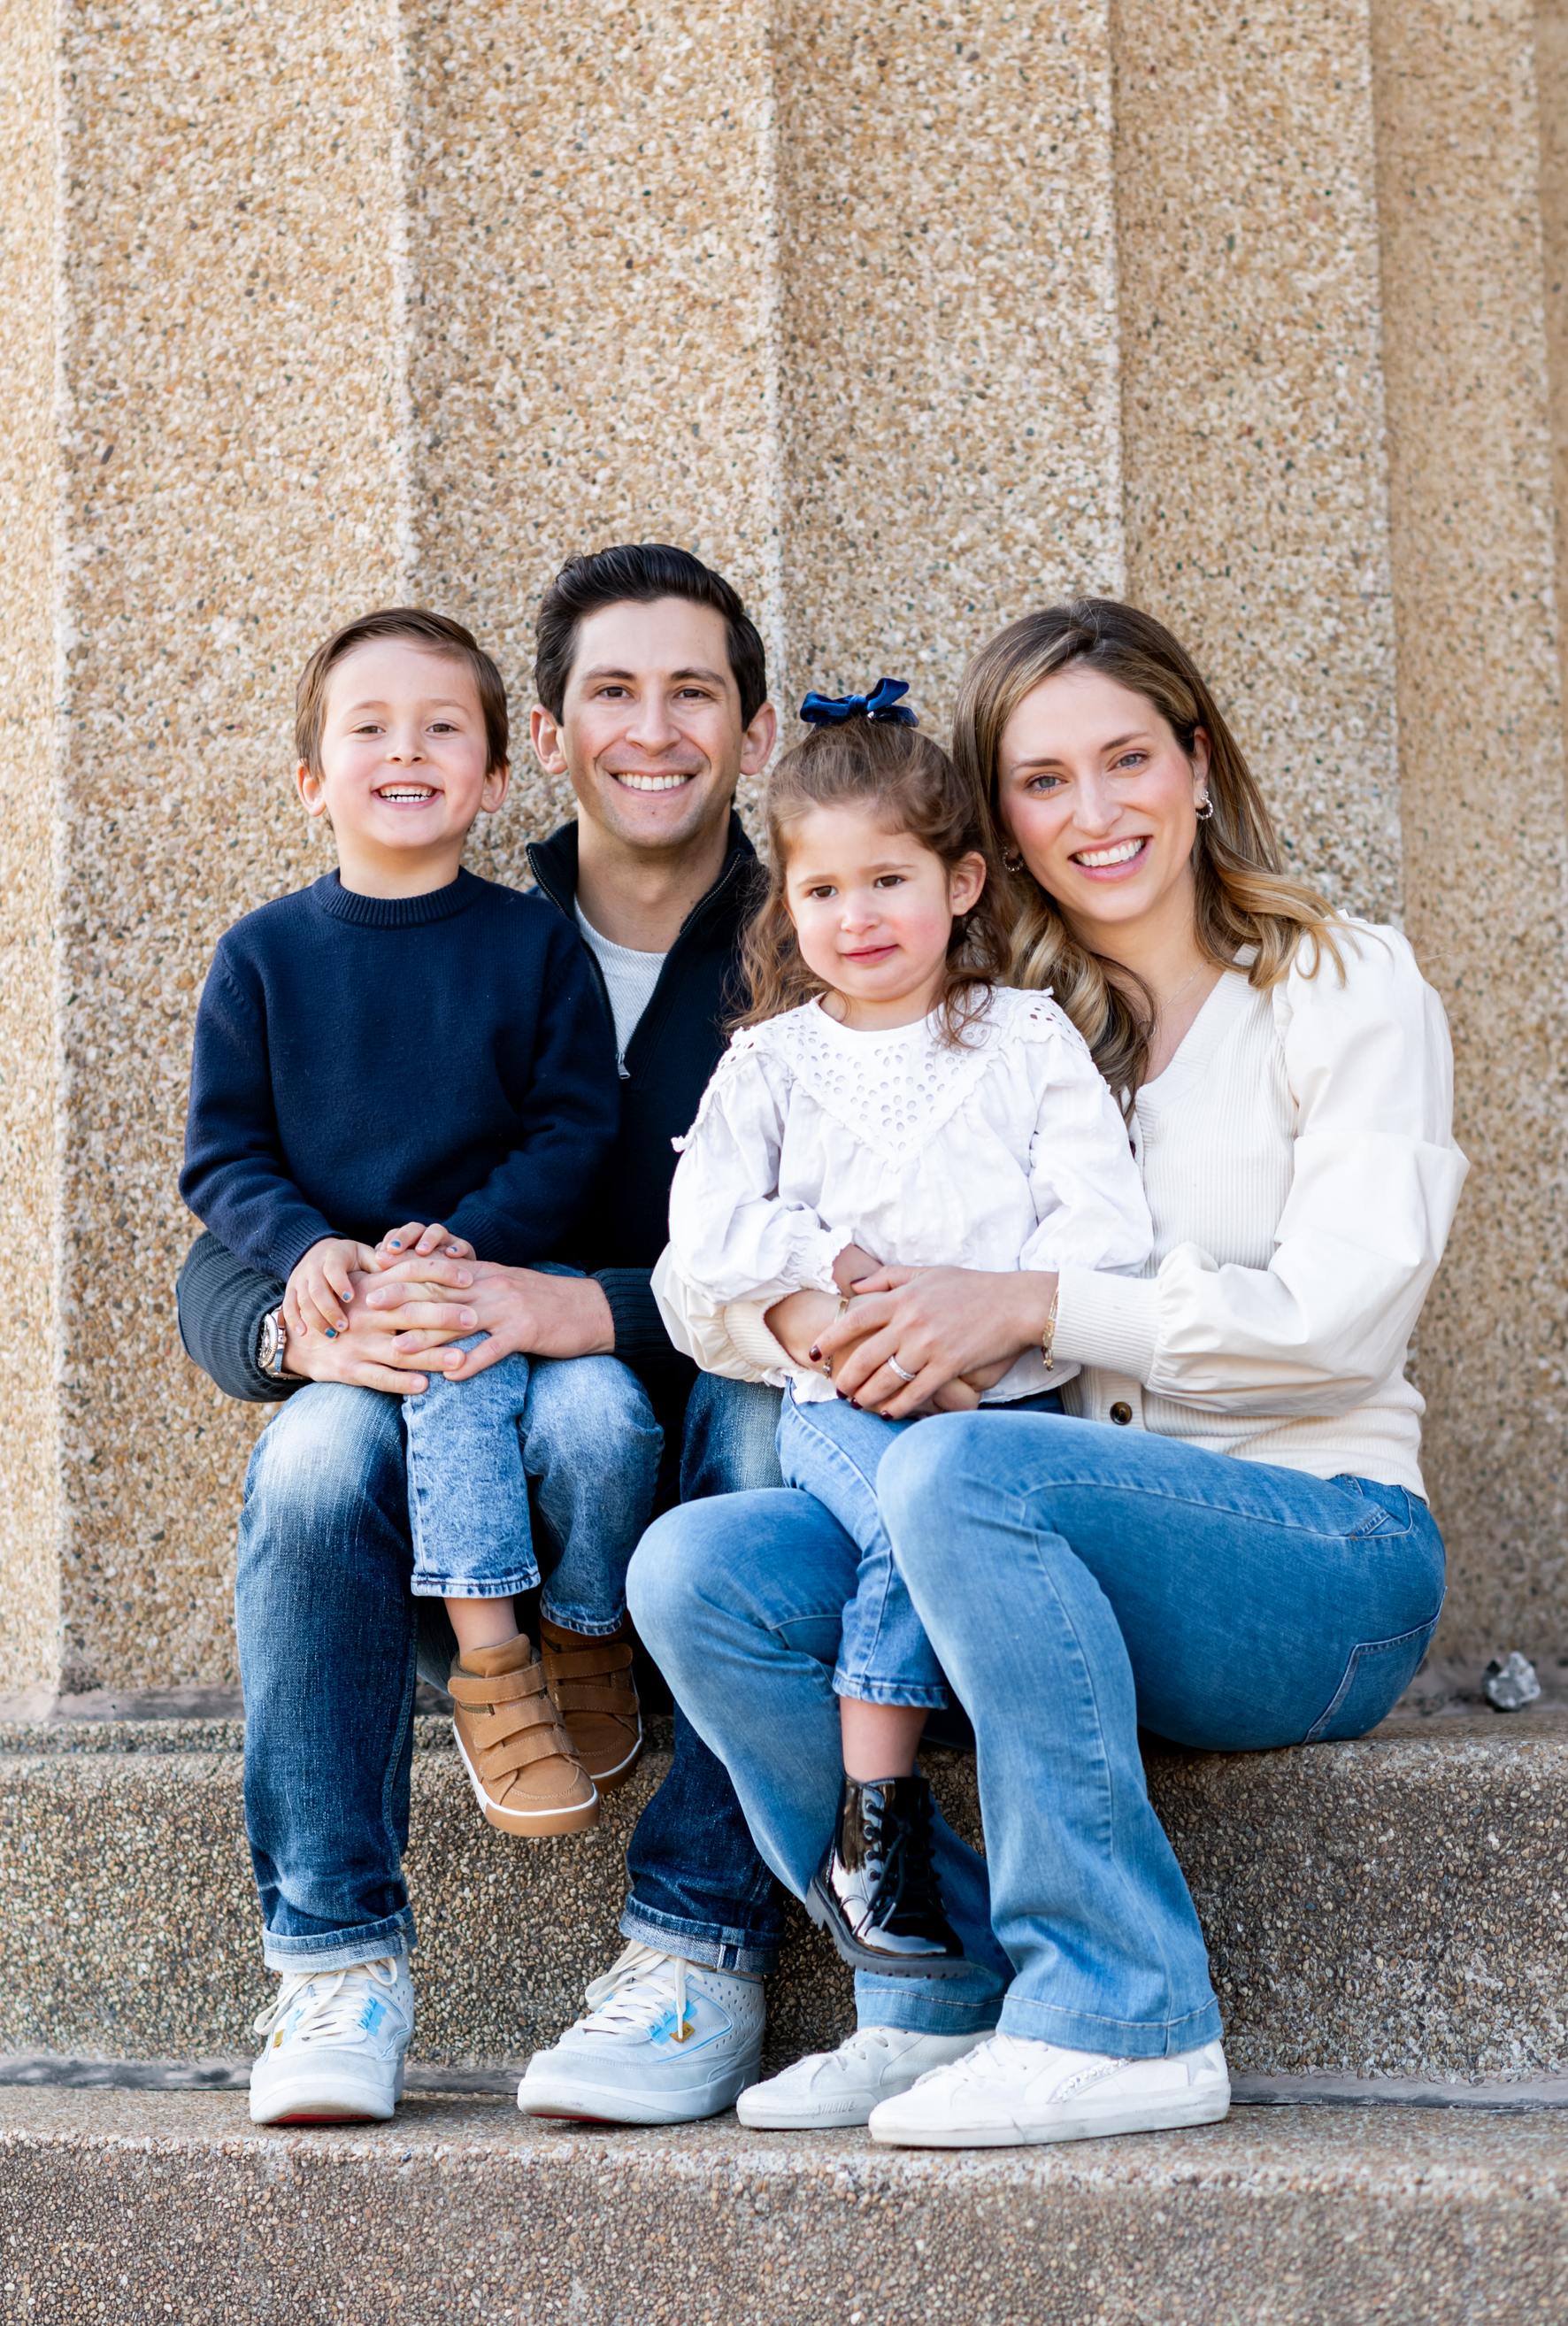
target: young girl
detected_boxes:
[653,681,1151,1977]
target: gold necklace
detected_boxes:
[1155,962,1205,1021]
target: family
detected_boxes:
[175,540,1466,2151]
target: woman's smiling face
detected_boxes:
[995,666,1211,943]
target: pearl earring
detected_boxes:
[1195,794,1215,821]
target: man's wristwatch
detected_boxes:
[257,1305,289,1378]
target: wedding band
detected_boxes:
[888,1355,919,1383]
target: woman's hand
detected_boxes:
[764,1288,840,1373]
[816,1265,1058,1419]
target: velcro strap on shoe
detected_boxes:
[467,1693,565,1752]
[551,1679,636,1716]
[544,1643,634,1682]
[477,1723,576,1777]
[447,1663,546,1711]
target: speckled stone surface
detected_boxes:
[4,2090,1568,2323]
[1113,0,1403,924]
[4,0,1568,1698]
[0,0,64,1698]
[6,1723,1568,2083]
[1371,0,1568,1657]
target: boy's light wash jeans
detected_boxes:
[237,1367,783,1975]
[776,1386,1064,1707]
[627,1411,1445,2054]
[403,1343,659,1629]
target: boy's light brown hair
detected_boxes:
[296,608,510,775]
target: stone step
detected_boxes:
[3,1709,1566,2082]
[4,2086,1568,2324]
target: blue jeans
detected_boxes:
[236,1363,783,1975]
[404,1344,660,1629]
[777,1388,1064,1707]
[628,1413,1445,2053]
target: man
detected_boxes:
[178,543,788,2123]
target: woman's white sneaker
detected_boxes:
[867,2030,1230,2147]
[249,1955,413,2125]
[736,2026,983,2130]
[518,1942,765,2124]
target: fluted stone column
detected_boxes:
[1373,0,1568,1649]
[2,0,1567,1689]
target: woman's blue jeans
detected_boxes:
[628,1412,1445,2055]
[777,1388,1065,1707]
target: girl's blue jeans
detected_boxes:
[628,1410,1446,2055]
[776,1386,1064,1707]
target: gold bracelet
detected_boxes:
[1041,1285,1060,1373]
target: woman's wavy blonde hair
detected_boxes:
[737,712,1011,1044]
[953,598,1347,1103]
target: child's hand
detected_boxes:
[832,1241,882,1296]
[931,1378,982,1412]
[375,1221,477,1267]
[285,1237,380,1340]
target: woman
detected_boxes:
[628,598,1465,2146]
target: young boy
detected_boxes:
[181,607,654,1839]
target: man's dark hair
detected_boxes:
[296,608,508,774]
[534,543,768,728]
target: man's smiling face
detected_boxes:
[532,597,772,856]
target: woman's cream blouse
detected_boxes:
[678,921,1467,1499]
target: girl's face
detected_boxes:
[995,667,1210,948]
[783,801,986,1030]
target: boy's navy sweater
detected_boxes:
[177,817,762,1401]
[179,869,621,1280]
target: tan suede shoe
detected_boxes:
[539,1617,643,1791]
[448,1636,598,1836]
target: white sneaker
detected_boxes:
[736,2025,984,2130]
[867,2030,1230,2148]
[518,1942,765,2125]
[250,1954,413,2125]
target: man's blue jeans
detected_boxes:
[236,1364,783,1976]
[628,1412,1445,2054]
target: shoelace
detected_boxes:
[917,2033,1124,2095]
[863,1786,942,1929]
[574,1942,693,2042]
[254,1956,400,2048]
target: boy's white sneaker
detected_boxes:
[518,1942,764,2124]
[250,1954,413,2125]
[867,2030,1230,2148]
[736,2025,983,2130]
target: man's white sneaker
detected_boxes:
[736,2026,983,2130]
[518,1942,764,2125]
[866,2030,1230,2148]
[250,1955,413,2126]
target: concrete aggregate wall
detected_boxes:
[1,0,1566,1685]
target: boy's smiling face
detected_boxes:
[297,638,509,896]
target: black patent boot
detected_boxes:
[805,1775,966,1976]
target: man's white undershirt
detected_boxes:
[574,900,668,1075]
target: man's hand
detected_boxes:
[815,1265,1057,1420]
[280,1267,476,1396]
[363,1258,615,1378]
[284,1236,380,1341]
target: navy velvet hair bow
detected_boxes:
[798,676,919,728]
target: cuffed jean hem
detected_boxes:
[831,1674,949,1709]
[619,1902,780,1978]
[409,1572,534,1601]
[542,1598,628,1638]
[855,1974,1004,2038]
[995,1993,1225,2058]
[261,1909,415,1976]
